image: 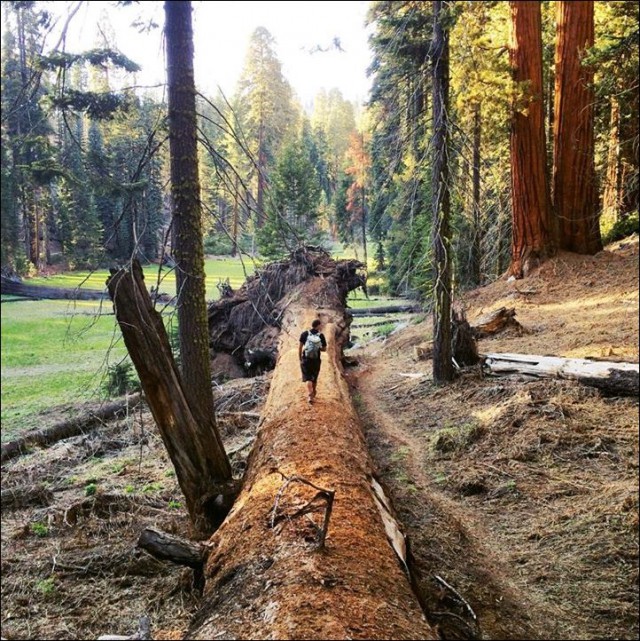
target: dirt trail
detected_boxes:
[349,237,639,640]
[355,364,555,639]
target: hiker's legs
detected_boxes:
[301,360,321,403]
[311,361,321,398]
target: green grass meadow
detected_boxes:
[2,258,255,441]
[2,254,406,441]
[1,298,126,441]
[29,256,256,301]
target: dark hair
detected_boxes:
[311,319,322,329]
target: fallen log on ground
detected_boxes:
[137,527,205,569]
[138,526,207,590]
[0,276,108,301]
[1,484,54,511]
[0,394,141,464]
[484,353,639,397]
[350,304,421,316]
[188,249,436,639]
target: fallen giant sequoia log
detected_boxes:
[188,250,436,639]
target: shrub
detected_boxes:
[602,211,639,245]
[102,360,140,397]
[31,522,48,537]
[84,482,98,496]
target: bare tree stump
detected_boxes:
[452,310,480,366]
[472,307,523,338]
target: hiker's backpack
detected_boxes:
[303,332,322,359]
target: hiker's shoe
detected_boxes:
[307,395,313,404]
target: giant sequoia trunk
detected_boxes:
[553,0,602,254]
[187,275,436,639]
[508,0,553,278]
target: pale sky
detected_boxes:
[42,0,374,108]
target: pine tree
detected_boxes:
[165,0,232,533]
[235,27,296,228]
[431,0,455,384]
[258,131,322,258]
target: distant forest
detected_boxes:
[1,1,638,297]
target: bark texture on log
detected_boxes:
[137,528,205,569]
[187,282,436,639]
[1,395,141,463]
[484,353,639,397]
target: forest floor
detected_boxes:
[1,236,638,640]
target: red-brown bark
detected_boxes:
[508,1,553,278]
[552,0,602,254]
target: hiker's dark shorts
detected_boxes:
[301,357,321,382]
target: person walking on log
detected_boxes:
[299,319,327,404]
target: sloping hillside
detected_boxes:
[352,235,639,639]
